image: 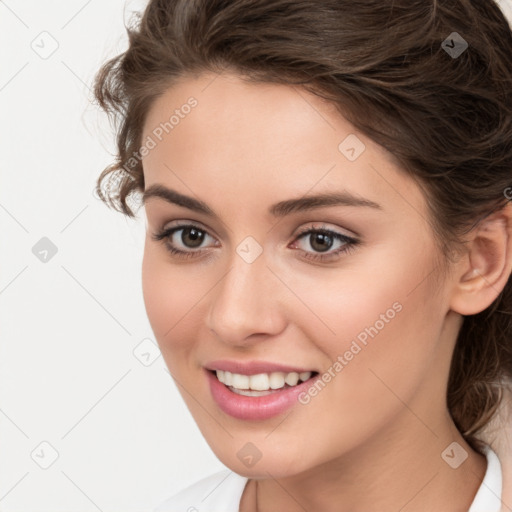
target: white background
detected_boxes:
[1,1,512,511]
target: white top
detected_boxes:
[154,445,503,512]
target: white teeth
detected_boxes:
[299,371,312,382]
[284,372,299,386]
[231,388,272,397]
[231,373,249,390]
[250,373,270,391]
[269,372,285,389]
[215,369,314,391]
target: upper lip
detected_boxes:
[204,360,316,376]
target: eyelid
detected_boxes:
[160,219,357,240]
[293,221,358,240]
[161,218,211,232]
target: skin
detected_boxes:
[140,72,512,511]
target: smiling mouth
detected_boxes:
[209,369,319,397]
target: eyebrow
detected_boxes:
[142,184,382,218]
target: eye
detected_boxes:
[150,222,359,262]
[151,223,218,259]
[290,223,359,262]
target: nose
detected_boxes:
[205,245,287,346]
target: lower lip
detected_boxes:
[206,370,319,420]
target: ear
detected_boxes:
[449,201,512,316]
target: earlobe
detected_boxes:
[450,202,512,316]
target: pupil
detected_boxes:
[311,232,332,252]
[183,227,204,248]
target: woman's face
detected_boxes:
[141,72,459,477]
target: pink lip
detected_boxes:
[204,359,315,376]
[205,368,319,421]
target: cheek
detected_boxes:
[282,246,438,355]
[275,264,445,464]
[289,244,445,407]
[141,246,206,361]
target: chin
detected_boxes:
[211,443,315,479]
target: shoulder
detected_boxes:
[154,469,249,512]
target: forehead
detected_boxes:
[141,72,427,221]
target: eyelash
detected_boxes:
[151,222,359,263]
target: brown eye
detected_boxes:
[180,227,205,248]
[291,224,359,263]
[308,232,334,252]
[151,223,217,259]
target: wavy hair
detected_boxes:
[93,0,512,453]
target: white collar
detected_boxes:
[468,445,503,512]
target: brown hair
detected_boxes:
[93,0,512,453]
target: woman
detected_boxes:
[93,0,512,510]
